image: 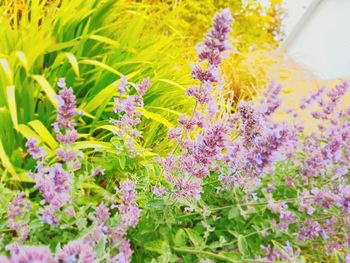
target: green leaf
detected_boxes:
[185,228,204,248]
[144,240,168,254]
[140,108,174,128]
[294,256,306,263]
[46,40,80,53]
[32,75,58,108]
[174,229,187,247]
[80,59,122,76]
[81,82,117,113]
[157,78,186,91]
[0,139,16,177]
[9,172,35,183]
[89,34,120,47]
[73,141,112,150]
[94,125,116,133]
[95,238,106,260]
[218,252,242,261]
[0,58,13,84]
[16,51,29,73]
[237,235,249,256]
[65,52,80,78]
[6,85,18,130]
[28,120,57,149]
[228,207,240,219]
[18,124,41,141]
[118,156,126,170]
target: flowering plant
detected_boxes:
[0,8,349,263]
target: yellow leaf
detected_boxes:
[28,120,58,149]
[0,140,16,177]
[32,75,58,108]
[140,108,174,128]
[80,59,122,76]
[65,52,80,78]
[6,85,18,130]
[0,58,13,84]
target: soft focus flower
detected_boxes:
[152,186,167,197]
[7,192,31,241]
[6,245,56,263]
[95,203,110,225]
[25,138,46,160]
[56,240,96,263]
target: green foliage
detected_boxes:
[0,0,284,175]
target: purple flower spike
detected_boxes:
[26,138,46,160]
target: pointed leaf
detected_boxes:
[65,52,80,78]
[185,228,204,248]
[6,85,18,130]
[140,108,174,128]
[32,75,57,108]
[0,140,16,177]
[28,120,57,149]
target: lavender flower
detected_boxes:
[109,239,133,263]
[152,186,167,196]
[25,79,80,226]
[94,203,110,225]
[161,9,234,201]
[111,76,150,141]
[117,181,141,228]
[6,245,56,263]
[56,240,96,263]
[25,138,46,160]
[7,192,31,241]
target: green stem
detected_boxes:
[173,246,239,262]
[173,247,273,263]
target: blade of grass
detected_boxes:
[6,85,18,130]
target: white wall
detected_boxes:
[283,0,350,79]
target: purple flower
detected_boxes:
[57,78,66,89]
[38,207,58,226]
[92,166,105,177]
[168,128,182,140]
[117,181,141,228]
[6,245,56,263]
[196,8,234,66]
[191,65,218,83]
[109,239,133,263]
[95,203,110,225]
[298,220,322,242]
[25,138,46,160]
[136,78,150,96]
[56,240,96,263]
[7,192,31,241]
[152,186,167,196]
[116,75,129,96]
[111,78,150,141]
[186,85,211,105]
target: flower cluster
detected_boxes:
[224,81,349,258]
[1,180,142,263]
[109,180,141,262]
[261,241,300,262]
[161,8,233,200]
[6,192,31,242]
[26,79,81,226]
[0,240,96,263]
[111,76,150,152]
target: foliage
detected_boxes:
[0,0,284,177]
[1,2,349,263]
